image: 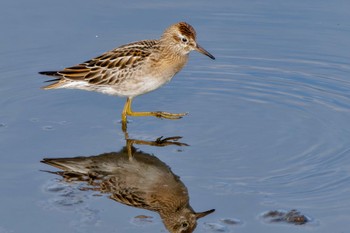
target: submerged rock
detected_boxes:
[220,218,242,225]
[262,209,309,225]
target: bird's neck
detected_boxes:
[149,42,189,77]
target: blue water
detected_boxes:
[1,0,350,232]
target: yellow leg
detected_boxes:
[121,97,187,123]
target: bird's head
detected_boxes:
[161,206,215,233]
[161,22,215,60]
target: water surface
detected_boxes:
[1,0,350,232]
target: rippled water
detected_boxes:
[1,0,350,233]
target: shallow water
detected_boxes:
[1,0,350,232]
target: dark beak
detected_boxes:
[195,209,215,219]
[196,44,215,60]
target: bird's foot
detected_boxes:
[153,111,188,119]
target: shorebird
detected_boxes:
[42,144,215,233]
[39,22,215,125]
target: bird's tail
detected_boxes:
[39,71,64,90]
[41,157,91,174]
[39,71,61,76]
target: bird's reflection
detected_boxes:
[41,135,214,233]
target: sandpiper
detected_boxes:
[42,141,215,232]
[39,22,215,124]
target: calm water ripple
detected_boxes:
[188,54,350,216]
[187,55,350,112]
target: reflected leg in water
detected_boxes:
[126,136,189,160]
[123,128,189,159]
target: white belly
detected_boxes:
[59,75,173,98]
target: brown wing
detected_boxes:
[41,40,158,86]
[100,177,156,211]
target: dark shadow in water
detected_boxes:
[261,209,309,225]
[41,133,215,233]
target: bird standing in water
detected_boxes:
[39,22,215,125]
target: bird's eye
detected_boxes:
[181,37,188,43]
[181,222,189,228]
